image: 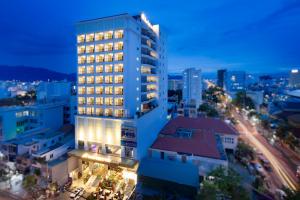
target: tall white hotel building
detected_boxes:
[69,13,167,177]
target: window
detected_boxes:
[114,53,123,61]
[78,66,85,74]
[105,76,113,84]
[86,33,94,42]
[96,65,104,73]
[86,107,94,115]
[77,35,85,43]
[86,45,94,53]
[105,108,113,116]
[95,108,104,116]
[114,64,123,72]
[78,107,85,115]
[114,75,123,84]
[96,55,104,63]
[104,43,113,51]
[78,56,86,64]
[77,45,85,54]
[181,155,187,163]
[114,30,123,39]
[78,97,85,105]
[160,152,164,160]
[114,42,123,50]
[95,76,103,84]
[95,44,104,52]
[50,154,53,159]
[114,98,123,106]
[86,87,94,95]
[105,86,113,95]
[86,65,94,74]
[105,97,113,106]
[78,76,85,84]
[95,86,103,94]
[114,109,124,117]
[87,55,94,64]
[78,87,86,95]
[86,76,94,84]
[105,54,113,62]
[95,32,104,41]
[87,97,94,105]
[115,86,123,95]
[104,31,113,40]
[105,64,113,73]
[95,97,104,105]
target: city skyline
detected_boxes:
[0,0,300,74]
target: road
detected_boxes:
[233,110,299,191]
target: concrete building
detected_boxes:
[0,103,64,142]
[224,71,246,93]
[168,74,183,91]
[289,69,300,89]
[246,90,264,111]
[139,116,238,189]
[182,68,202,108]
[217,69,227,89]
[37,81,77,125]
[69,13,168,186]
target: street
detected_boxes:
[232,110,299,191]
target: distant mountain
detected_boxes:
[0,65,76,82]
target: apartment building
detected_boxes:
[69,13,168,184]
[224,71,246,93]
[182,68,202,109]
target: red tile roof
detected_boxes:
[151,129,222,159]
[161,116,238,136]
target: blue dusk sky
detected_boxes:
[0,0,299,74]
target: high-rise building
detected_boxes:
[224,71,246,92]
[69,13,168,183]
[289,69,300,89]
[182,68,202,108]
[217,69,227,88]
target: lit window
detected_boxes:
[115,98,123,106]
[114,42,123,50]
[114,53,123,61]
[114,109,124,118]
[105,108,113,116]
[78,56,86,64]
[96,55,104,63]
[86,33,94,42]
[105,86,113,95]
[78,97,85,105]
[114,30,124,39]
[95,32,104,41]
[78,66,85,75]
[95,44,104,52]
[86,45,94,53]
[95,87,103,94]
[114,75,123,84]
[95,97,104,105]
[78,107,85,115]
[114,63,123,72]
[105,64,113,73]
[104,31,113,40]
[86,65,94,74]
[95,76,103,84]
[115,86,123,95]
[77,45,85,54]
[105,54,113,62]
[78,76,85,84]
[86,87,94,95]
[78,87,86,94]
[96,65,103,73]
[105,98,113,106]
[104,43,113,51]
[86,107,94,115]
[87,55,94,64]
[86,76,94,84]
[95,108,104,116]
[105,76,113,84]
[77,35,85,43]
[87,97,94,105]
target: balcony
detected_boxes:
[105,54,113,62]
[114,42,123,51]
[115,76,123,84]
[104,31,113,40]
[95,77,103,84]
[114,53,123,61]
[77,35,85,43]
[96,65,104,73]
[115,87,123,95]
[95,32,104,41]
[78,56,86,65]
[96,55,104,63]
[78,67,85,75]
[86,34,94,43]
[104,43,113,52]
[77,46,85,54]
[95,44,104,52]
[87,56,95,64]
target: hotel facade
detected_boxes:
[69,13,168,183]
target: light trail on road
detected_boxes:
[236,114,298,191]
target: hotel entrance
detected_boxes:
[68,154,138,199]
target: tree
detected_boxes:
[197,167,250,200]
[198,103,219,117]
[235,141,255,160]
[34,168,41,176]
[232,91,255,110]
